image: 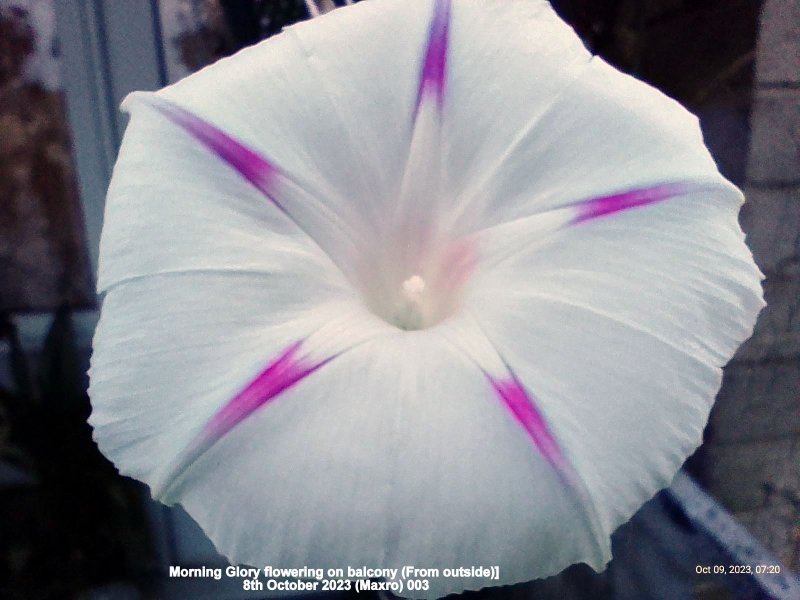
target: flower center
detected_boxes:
[357,238,476,331]
[395,274,428,330]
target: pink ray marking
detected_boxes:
[415,0,451,113]
[488,375,572,483]
[158,341,327,497]
[199,341,327,447]
[487,372,607,549]
[570,182,691,225]
[434,237,477,296]
[146,97,291,216]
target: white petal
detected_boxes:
[447,49,721,231]
[93,284,606,595]
[88,265,382,487]
[97,101,346,292]
[154,0,433,234]
[468,186,764,538]
[166,329,603,598]
[440,0,592,228]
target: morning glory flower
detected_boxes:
[88,0,764,597]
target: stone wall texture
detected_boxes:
[705,0,800,571]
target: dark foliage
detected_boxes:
[0,311,151,600]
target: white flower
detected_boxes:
[88,0,764,597]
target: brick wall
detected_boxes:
[705,0,800,570]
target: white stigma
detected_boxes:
[401,274,426,302]
[393,275,427,330]
[359,241,475,331]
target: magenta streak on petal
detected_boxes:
[148,98,289,215]
[487,371,606,553]
[415,0,451,113]
[159,341,327,497]
[570,183,689,225]
[198,341,323,448]
[489,375,571,482]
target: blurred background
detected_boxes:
[0,0,797,598]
